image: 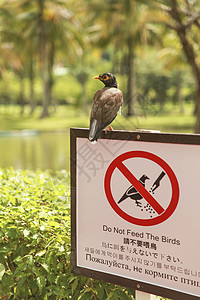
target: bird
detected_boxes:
[89,72,123,142]
[118,175,150,207]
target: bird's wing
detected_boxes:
[118,185,139,204]
[89,87,123,141]
[126,185,138,196]
[99,87,123,128]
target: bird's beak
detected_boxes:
[93,76,101,80]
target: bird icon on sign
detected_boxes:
[104,150,179,225]
[118,171,166,214]
[118,174,150,207]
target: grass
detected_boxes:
[0,105,87,132]
[112,102,195,134]
[0,102,196,134]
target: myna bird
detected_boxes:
[118,175,150,207]
[89,73,123,142]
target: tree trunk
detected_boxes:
[168,0,200,132]
[80,54,88,109]
[194,87,200,133]
[38,0,49,119]
[19,72,25,115]
[126,35,136,116]
[176,70,184,114]
[48,40,55,108]
[29,52,35,115]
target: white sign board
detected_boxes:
[71,129,200,300]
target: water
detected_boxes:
[0,132,70,171]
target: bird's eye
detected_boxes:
[102,75,109,80]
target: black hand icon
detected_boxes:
[150,171,166,193]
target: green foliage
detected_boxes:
[53,74,82,104]
[0,168,135,299]
[0,168,71,298]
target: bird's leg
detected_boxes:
[135,200,142,207]
[105,125,113,134]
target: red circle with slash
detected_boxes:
[104,151,179,226]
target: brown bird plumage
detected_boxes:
[89,73,123,142]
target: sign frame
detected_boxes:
[70,127,200,300]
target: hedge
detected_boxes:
[0,168,135,299]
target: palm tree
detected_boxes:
[0,2,26,112]
[69,9,101,108]
[90,0,157,116]
[158,31,188,113]
[155,0,200,132]
[12,0,75,118]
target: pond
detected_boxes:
[0,131,70,172]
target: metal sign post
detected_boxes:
[71,128,200,300]
[135,291,157,300]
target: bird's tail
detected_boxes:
[118,193,127,204]
[89,119,100,142]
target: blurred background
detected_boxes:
[0,0,200,171]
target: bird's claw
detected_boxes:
[135,201,142,207]
[105,125,113,134]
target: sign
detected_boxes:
[71,128,200,300]
[104,150,179,226]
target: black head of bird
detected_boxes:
[94,73,118,88]
[139,174,150,183]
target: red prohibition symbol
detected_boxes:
[104,151,180,226]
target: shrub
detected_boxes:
[0,168,135,299]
